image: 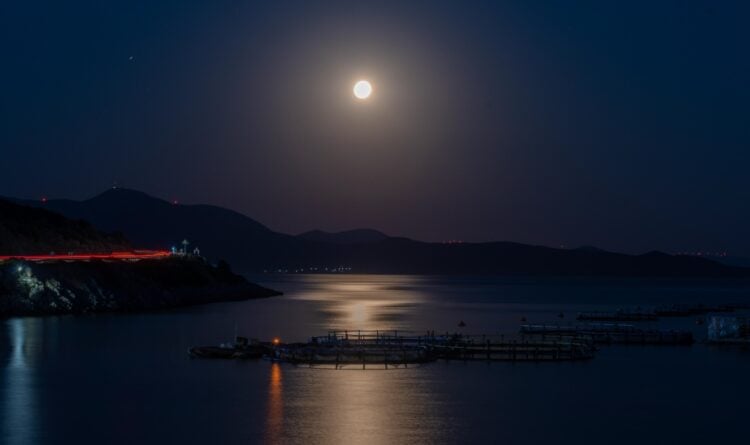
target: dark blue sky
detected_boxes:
[1,1,749,254]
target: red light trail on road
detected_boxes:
[0,250,172,262]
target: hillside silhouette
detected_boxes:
[12,188,748,277]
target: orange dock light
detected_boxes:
[272,337,281,346]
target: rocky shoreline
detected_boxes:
[0,257,281,317]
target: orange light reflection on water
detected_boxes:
[278,368,442,445]
[265,362,284,443]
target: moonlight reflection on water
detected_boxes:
[3,319,40,445]
[287,275,430,331]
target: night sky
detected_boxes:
[1,1,749,255]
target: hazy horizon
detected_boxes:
[4,186,740,259]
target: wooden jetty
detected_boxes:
[577,310,657,322]
[520,323,694,345]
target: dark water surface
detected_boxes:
[2,275,750,444]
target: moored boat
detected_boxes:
[189,336,267,359]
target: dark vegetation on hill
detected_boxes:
[0,198,129,254]
[0,198,280,316]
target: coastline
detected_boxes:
[0,257,281,317]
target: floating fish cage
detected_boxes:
[429,336,595,361]
[269,330,595,367]
[577,310,657,322]
[271,330,443,369]
[654,303,735,317]
[272,344,434,369]
[310,330,460,347]
[520,324,694,345]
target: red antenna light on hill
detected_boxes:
[41,197,48,203]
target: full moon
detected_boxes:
[353,80,372,99]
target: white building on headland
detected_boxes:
[707,315,750,344]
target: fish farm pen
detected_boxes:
[577,310,658,322]
[189,300,750,368]
[576,302,748,321]
[520,323,694,345]
[271,330,435,369]
[654,303,736,317]
[265,330,595,368]
[427,337,594,362]
[271,344,432,369]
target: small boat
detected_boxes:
[189,336,266,359]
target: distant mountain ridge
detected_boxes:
[18,188,274,246]
[297,229,389,244]
[10,188,749,277]
[12,188,299,271]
